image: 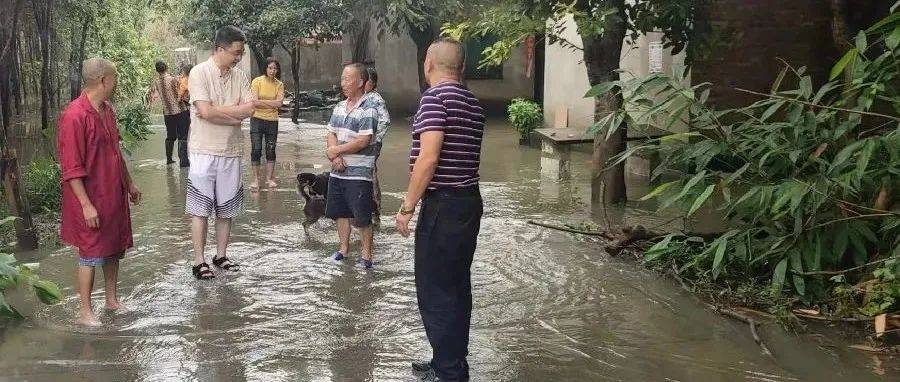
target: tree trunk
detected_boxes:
[1,152,39,250]
[250,43,273,77]
[579,1,628,206]
[70,18,89,101]
[33,0,54,130]
[409,23,438,93]
[282,42,302,124]
[349,14,372,63]
[829,0,852,53]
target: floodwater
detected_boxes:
[0,114,897,381]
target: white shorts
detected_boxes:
[186,153,244,218]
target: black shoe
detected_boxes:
[418,370,440,382]
[412,360,432,373]
[166,160,176,165]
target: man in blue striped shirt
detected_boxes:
[396,38,484,382]
[325,63,379,269]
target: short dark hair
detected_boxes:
[181,64,192,76]
[344,62,369,84]
[365,66,378,89]
[214,26,246,50]
[265,57,281,79]
[155,60,168,73]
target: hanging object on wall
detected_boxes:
[648,41,664,74]
[525,35,536,78]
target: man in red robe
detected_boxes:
[58,58,142,327]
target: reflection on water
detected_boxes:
[0,116,897,381]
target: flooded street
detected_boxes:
[0,116,897,381]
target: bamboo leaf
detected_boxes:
[585,81,619,98]
[688,184,716,217]
[641,181,677,201]
[645,234,675,262]
[790,250,806,296]
[711,237,728,280]
[772,258,789,296]
[829,49,857,81]
[855,31,868,52]
[760,100,784,121]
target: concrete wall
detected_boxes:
[268,42,344,91]
[542,16,686,130]
[246,24,535,115]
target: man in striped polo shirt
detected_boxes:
[396,38,485,382]
[325,63,380,269]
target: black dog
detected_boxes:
[297,171,329,236]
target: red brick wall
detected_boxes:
[691,0,839,108]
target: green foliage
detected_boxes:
[0,221,61,319]
[592,10,900,311]
[443,0,699,68]
[863,259,900,316]
[23,158,61,214]
[507,98,543,140]
[117,103,153,154]
[85,0,165,104]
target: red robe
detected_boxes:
[57,93,133,259]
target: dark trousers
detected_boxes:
[164,110,190,166]
[250,117,278,165]
[415,186,483,382]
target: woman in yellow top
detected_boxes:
[249,57,285,190]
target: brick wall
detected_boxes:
[691,0,839,108]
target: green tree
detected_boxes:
[444,0,699,206]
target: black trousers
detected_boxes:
[164,110,190,166]
[250,117,278,165]
[415,186,483,382]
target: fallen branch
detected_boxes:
[735,87,900,122]
[526,220,614,239]
[790,257,894,276]
[794,313,869,323]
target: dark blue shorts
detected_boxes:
[324,177,374,228]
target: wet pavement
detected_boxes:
[0,115,897,381]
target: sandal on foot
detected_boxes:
[212,256,240,272]
[192,263,215,280]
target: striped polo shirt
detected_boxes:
[327,98,379,182]
[410,82,484,189]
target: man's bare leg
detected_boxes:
[337,218,351,256]
[360,226,373,261]
[192,216,208,265]
[215,217,232,259]
[102,259,124,311]
[76,265,101,326]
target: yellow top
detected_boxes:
[250,75,284,121]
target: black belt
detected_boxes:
[424,186,480,199]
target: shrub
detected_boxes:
[23,158,61,214]
[507,98,543,140]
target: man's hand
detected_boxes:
[237,101,256,117]
[128,183,142,205]
[82,204,100,229]
[326,146,341,160]
[331,157,346,172]
[395,211,412,238]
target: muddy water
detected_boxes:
[0,115,897,381]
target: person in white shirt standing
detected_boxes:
[185,25,257,280]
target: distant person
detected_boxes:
[178,64,192,106]
[58,58,142,326]
[361,66,390,224]
[186,25,256,280]
[249,57,285,190]
[324,63,379,269]
[148,60,190,167]
[395,38,485,382]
